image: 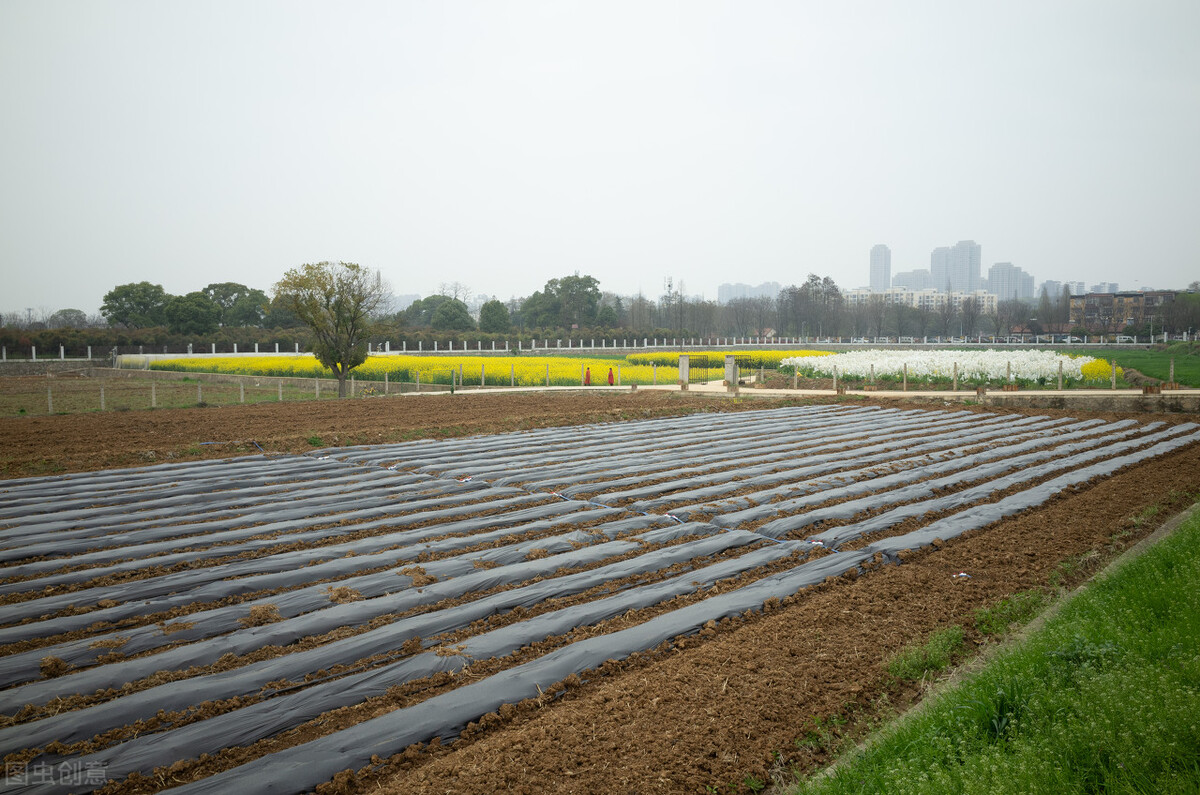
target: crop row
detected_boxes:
[0,406,1195,793]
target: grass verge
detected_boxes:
[1062,342,1199,386]
[787,505,1200,795]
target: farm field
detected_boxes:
[0,394,1198,794]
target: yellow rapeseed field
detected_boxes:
[1079,357,1124,381]
[152,355,674,387]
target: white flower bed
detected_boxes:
[780,349,1094,382]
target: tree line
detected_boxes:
[7,270,1198,341]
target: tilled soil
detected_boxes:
[1,391,1197,795]
[0,391,778,478]
[357,445,1200,795]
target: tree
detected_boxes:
[628,293,654,332]
[595,303,618,327]
[937,298,957,338]
[960,296,981,337]
[225,291,270,327]
[747,295,775,336]
[264,294,305,329]
[1037,287,1054,334]
[47,308,90,329]
[402,295,451,327]
[519,290,561,329]
[165,292,222,335]
[438,281,472,302]
[478,299,511,333]
[599,293,626,328]
[866,295,887,339]
[201,282,269,327]
[519,273,602,330]
[724,297,755,336]
[887,300,908,338]
[1057,286,1073,334]
[431,298,475,331]
[273,261,389,397]
[101,282,170,328]
[996,299,1026,337]
[914,305,933,339]
[555,273,601,328]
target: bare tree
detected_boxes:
[438,282,472,302]
[628,292,654,331]
[750,295,776,336]
[914,305,933,339]
[724,297,754,336]
[866,295,887,339]
[937,299,957,338]
[997,299,1026,337]
[960,296,981,337]
[887,301,908,338]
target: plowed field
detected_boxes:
[1,392,1197,795]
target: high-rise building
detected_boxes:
[717,282,781,304]
[929,241,981,293]
[892,269,933,290]
[1089,282,1120,294]
[988,262,1035,301]
[1039,280,1063,299]
[948,240,982,293]
[1019,271,1034,300]
[930,247,951,291]
[869,245,891,292]
[1067,281,1087,295]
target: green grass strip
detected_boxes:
[1060,342,1200,386]
[790,505,1200,795]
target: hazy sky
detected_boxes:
[3,1,1198,317]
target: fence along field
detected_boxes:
[0,405,1197,793]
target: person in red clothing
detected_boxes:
[584,367,591,385]
[607,367,614,386]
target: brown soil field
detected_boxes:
[0,390,741,479]
[1,391,1198,795]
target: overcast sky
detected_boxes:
[3,1,1198,317]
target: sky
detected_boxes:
[2,1,1198,318]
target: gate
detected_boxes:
[686,354,712,384]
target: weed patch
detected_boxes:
[886,626,965,682]
[975,590,1047,637]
